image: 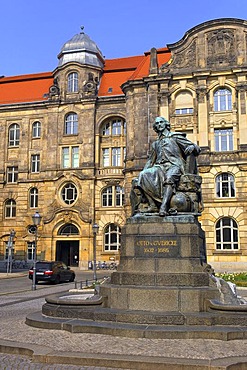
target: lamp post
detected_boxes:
[92,223,99,281]
[6,229,16,275]
[31,211,42,291]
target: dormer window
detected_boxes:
[67,72,78,93]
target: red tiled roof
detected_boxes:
[0,48,172,103]
[0,72,53,105]
[129,48,171,80]
[99,49,171,96]
[104,55,144,71]
[98,55,146,96]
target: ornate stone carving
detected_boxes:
[207,29,236,67]
[82,72,98,96]
[196,86,207,103]
[171,40,197,69]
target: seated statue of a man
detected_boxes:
[131,117,201,216]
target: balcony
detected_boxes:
[97,167,124,177]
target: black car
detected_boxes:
[29,261,75,284]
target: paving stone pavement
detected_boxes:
[0,275,247,369]
[0,353,128,370]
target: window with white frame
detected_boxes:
[32,121,41,138]
[7,166,18,183]
[5,199,16,218]
[216,217,238,250]
[175,91,193,115]
[175,108,193,114]
[112,147,121,166]
[62,146,79,168]
[9,123,20,146]
[27,242,35,260]
[64,113,78,135]
[61,182,78,205]
[214,129,233,151]
[67,72,78,93]
[216,173,235,198]
[104,223,121,251]
[30,187,38,208]
[102,185,124,207]
[102,147,125,167]
[31,154,40,173]
[58,224,79,235]
[214,88,232,111]
[102,148,109,166]
[101,118,126,136]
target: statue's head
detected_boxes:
[153,117,170,133]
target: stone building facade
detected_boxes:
[0,18,247,271]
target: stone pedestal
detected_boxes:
[26,213,247,340]
[100,214,220,313]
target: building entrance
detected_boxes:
[56,241,79,267]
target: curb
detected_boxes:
[0,272,28,279]
[0,339,247,369]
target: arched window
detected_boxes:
[32,121,41,138]
[214,88,232,111]
[67,72,78,93]
[216,173,235,198]
[5,199,16,218]
[101,118,126,136]
[58,223,79,235]
[216,217,238,250]
[61,182,78,205]
[175,91,193,114]
[64,113,78,135]
[9,123,20,146]
[102,186,124,207]
[30,187,39,208]
[104,223,121,251]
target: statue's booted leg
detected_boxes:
[159,184,173,216]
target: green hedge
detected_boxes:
[215,272,247,287]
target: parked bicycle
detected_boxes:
[96,261,118,270]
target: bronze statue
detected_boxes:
[130,117,202,216]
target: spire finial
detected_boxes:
[80,26,84,34]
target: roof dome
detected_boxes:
[58,27,104,68]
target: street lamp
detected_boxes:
[31,211,42,291]
[92,223,99,281]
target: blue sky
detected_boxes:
[1,0,247,77]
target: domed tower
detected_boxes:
[51,27,105,100]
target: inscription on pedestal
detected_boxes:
[134,236,180,258]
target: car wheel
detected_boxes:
[69,274,75,282]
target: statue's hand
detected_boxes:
[184,145,195,155]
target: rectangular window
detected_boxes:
[27,242,35,260]
[102,148,110,167]
[112,147,121,166]
[62,146,79,168]
[175,108,193,114]
[31,154,40,173]
[7,166,18,183]
[72,147,79,167]
[214,129,233,151]
[62,147,70,168]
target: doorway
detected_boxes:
[56,240,79,266]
